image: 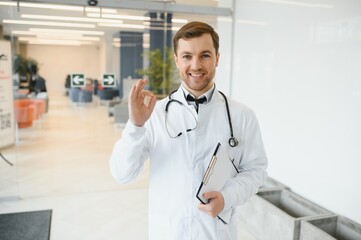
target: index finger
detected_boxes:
[134,79,148,98]
[203,191,218,200]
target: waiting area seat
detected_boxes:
[36,92,49,113]
[13,99,46,128]
[69,88,93,103]
[31,99,46,119]
[98,88,119,100]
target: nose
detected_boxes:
[190,57,201,70]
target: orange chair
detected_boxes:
[31,99,46,119]
[13,99,38,128]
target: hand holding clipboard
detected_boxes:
[196,143,239,224]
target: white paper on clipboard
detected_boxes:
[196,142,239,224]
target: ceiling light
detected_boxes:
[35,35,100,41]
[29,28,104,36]
[12,31,37,36]
[2,20,95,28]
[0,1,118,13]
[29,41,82,46]
[53,36,100,41]
[18,37,85,45]
[12,31,101,41]
[98,23,145,29]
[101,14,151,21]
[19,2,83,11]
[102,9,117,14]
[18,37,95,46]
[87,13,101,18]
[0,1,16,6]
[85,6,100,12]
[21,14,123,24]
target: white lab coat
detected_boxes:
[110,86,268,240]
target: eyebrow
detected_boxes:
[179,50,213,55]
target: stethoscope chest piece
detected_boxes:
[229,137,238,147]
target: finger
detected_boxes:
[198,202,210,212]
[140,78,148,88]
[203,191,217,200]
[135,79,148,98]
[147,94,157,111]
[198,203,216,217]
[132,79,144,98]
[129,83,137,100]
[140,89,154,97]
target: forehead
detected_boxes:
[177,33,215,54]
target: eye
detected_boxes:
[202,54,211,59]
[182,55,191,60]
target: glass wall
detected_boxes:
[0,1,234,199]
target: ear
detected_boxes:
[215,52,220,67]
[174,53,179,68]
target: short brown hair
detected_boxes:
[173,21,219,55]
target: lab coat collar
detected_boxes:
[172,83,219,105]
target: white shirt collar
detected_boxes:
[180,83,215,104]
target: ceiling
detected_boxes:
[0,0,232,46]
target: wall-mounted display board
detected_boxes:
[0,40,15,150]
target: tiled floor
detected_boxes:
[0,92,255,240]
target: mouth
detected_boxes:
[188,73,205,78]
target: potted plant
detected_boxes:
[13,55,42,94]
[13,54,30,91]
[136,47,179,97]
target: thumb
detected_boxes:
[203,191,217,200]
[146,94,157,110]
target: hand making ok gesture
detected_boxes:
[128,79,156,127]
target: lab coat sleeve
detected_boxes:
[109,120,150,184]
[221,109,268,212]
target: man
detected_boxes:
[110,21,267,240]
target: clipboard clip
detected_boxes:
[203,155,217,185]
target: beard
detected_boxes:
[179,70,216,94]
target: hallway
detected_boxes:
[0,92,254,239]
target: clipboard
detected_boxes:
[196,142,239,224]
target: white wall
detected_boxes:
[27,44,100,94]
[224,0,361,223]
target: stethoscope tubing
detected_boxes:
[165,90,238,147]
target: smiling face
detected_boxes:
[174,33,220,98]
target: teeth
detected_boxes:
[190,73,203,77]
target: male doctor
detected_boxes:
[110,21,268,240]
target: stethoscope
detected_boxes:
[165,90,239,148]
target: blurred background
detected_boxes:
[0,0,360,239]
